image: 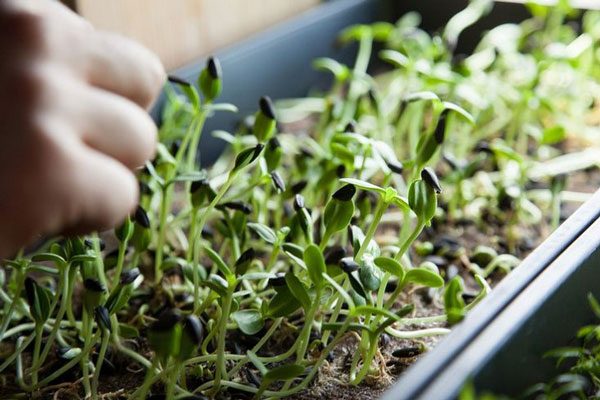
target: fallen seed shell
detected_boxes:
[151,309,182,332]
[190,179,209,194]
[259,96,276,119]
[83,278,106,293]
[182,315,204,345]
[235,248,256,267]
[167,75,192,86]
[392,346,423,358]
[386,160,404,174]
[344,120,357,133]
[294,194,306,211]
[421,167,442,194]
[325,246,346,265]
[270,171,286,192]
[222,201,253,215]
[268,137,280,150]
[134,206,151,228]
[120,268,141,285]
[245,368,262,387]
[207,56,222,79]
[84,239,105,251]
[475,141,493,154]
[268,273,286,287]
[339,257,360,273]
[291,180,308,194]
[94,306,111,332]
[434,115,446,144]
[139,181,153,195]
[332,184,356,201]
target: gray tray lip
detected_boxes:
[149,0,600,397]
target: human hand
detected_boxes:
[0,0,165,256]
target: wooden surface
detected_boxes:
[76,0,320,70]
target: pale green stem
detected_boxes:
[295,288,321,362]
[0,271,24,342]
[154,186,171,284]
[37,264,71,368]
[213,287,234,393]
[354,197,386,261]
[30,324,44,386]
[91,331,110,400]
[111,241,128,288]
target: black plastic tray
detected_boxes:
[153,0,600,398]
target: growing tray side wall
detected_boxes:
[383,190,600,400]
[403,206,600,399]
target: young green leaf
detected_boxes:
[232,309,264,335]
[31,253,67,267]
[265,137,283,171]
[114,216,134,242]
[190,179,217,208]
[444,276,466,325]
[253,96,276,141]
[442,101,475,125]
[285,272,311,310]
[248,222,277,245]
[204,246,234,279]
[408,179,437,224]
[267,285,301,318]
[374,257,405,279]
[24,277,51,325]
[323,199,355,235]
[303,244,326,288]
[313,57,350,82]
[359,256,381,292]
[168,75,200,111]
[404,268,444,288]
[233,144,265,172]
[198,56,222,102]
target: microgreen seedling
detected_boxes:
[1,3,598,398]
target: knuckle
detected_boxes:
[0,3,46,50]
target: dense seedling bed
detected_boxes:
[1,1,599,399]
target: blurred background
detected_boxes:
[63,0,320,70]
[61,0,600,72]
